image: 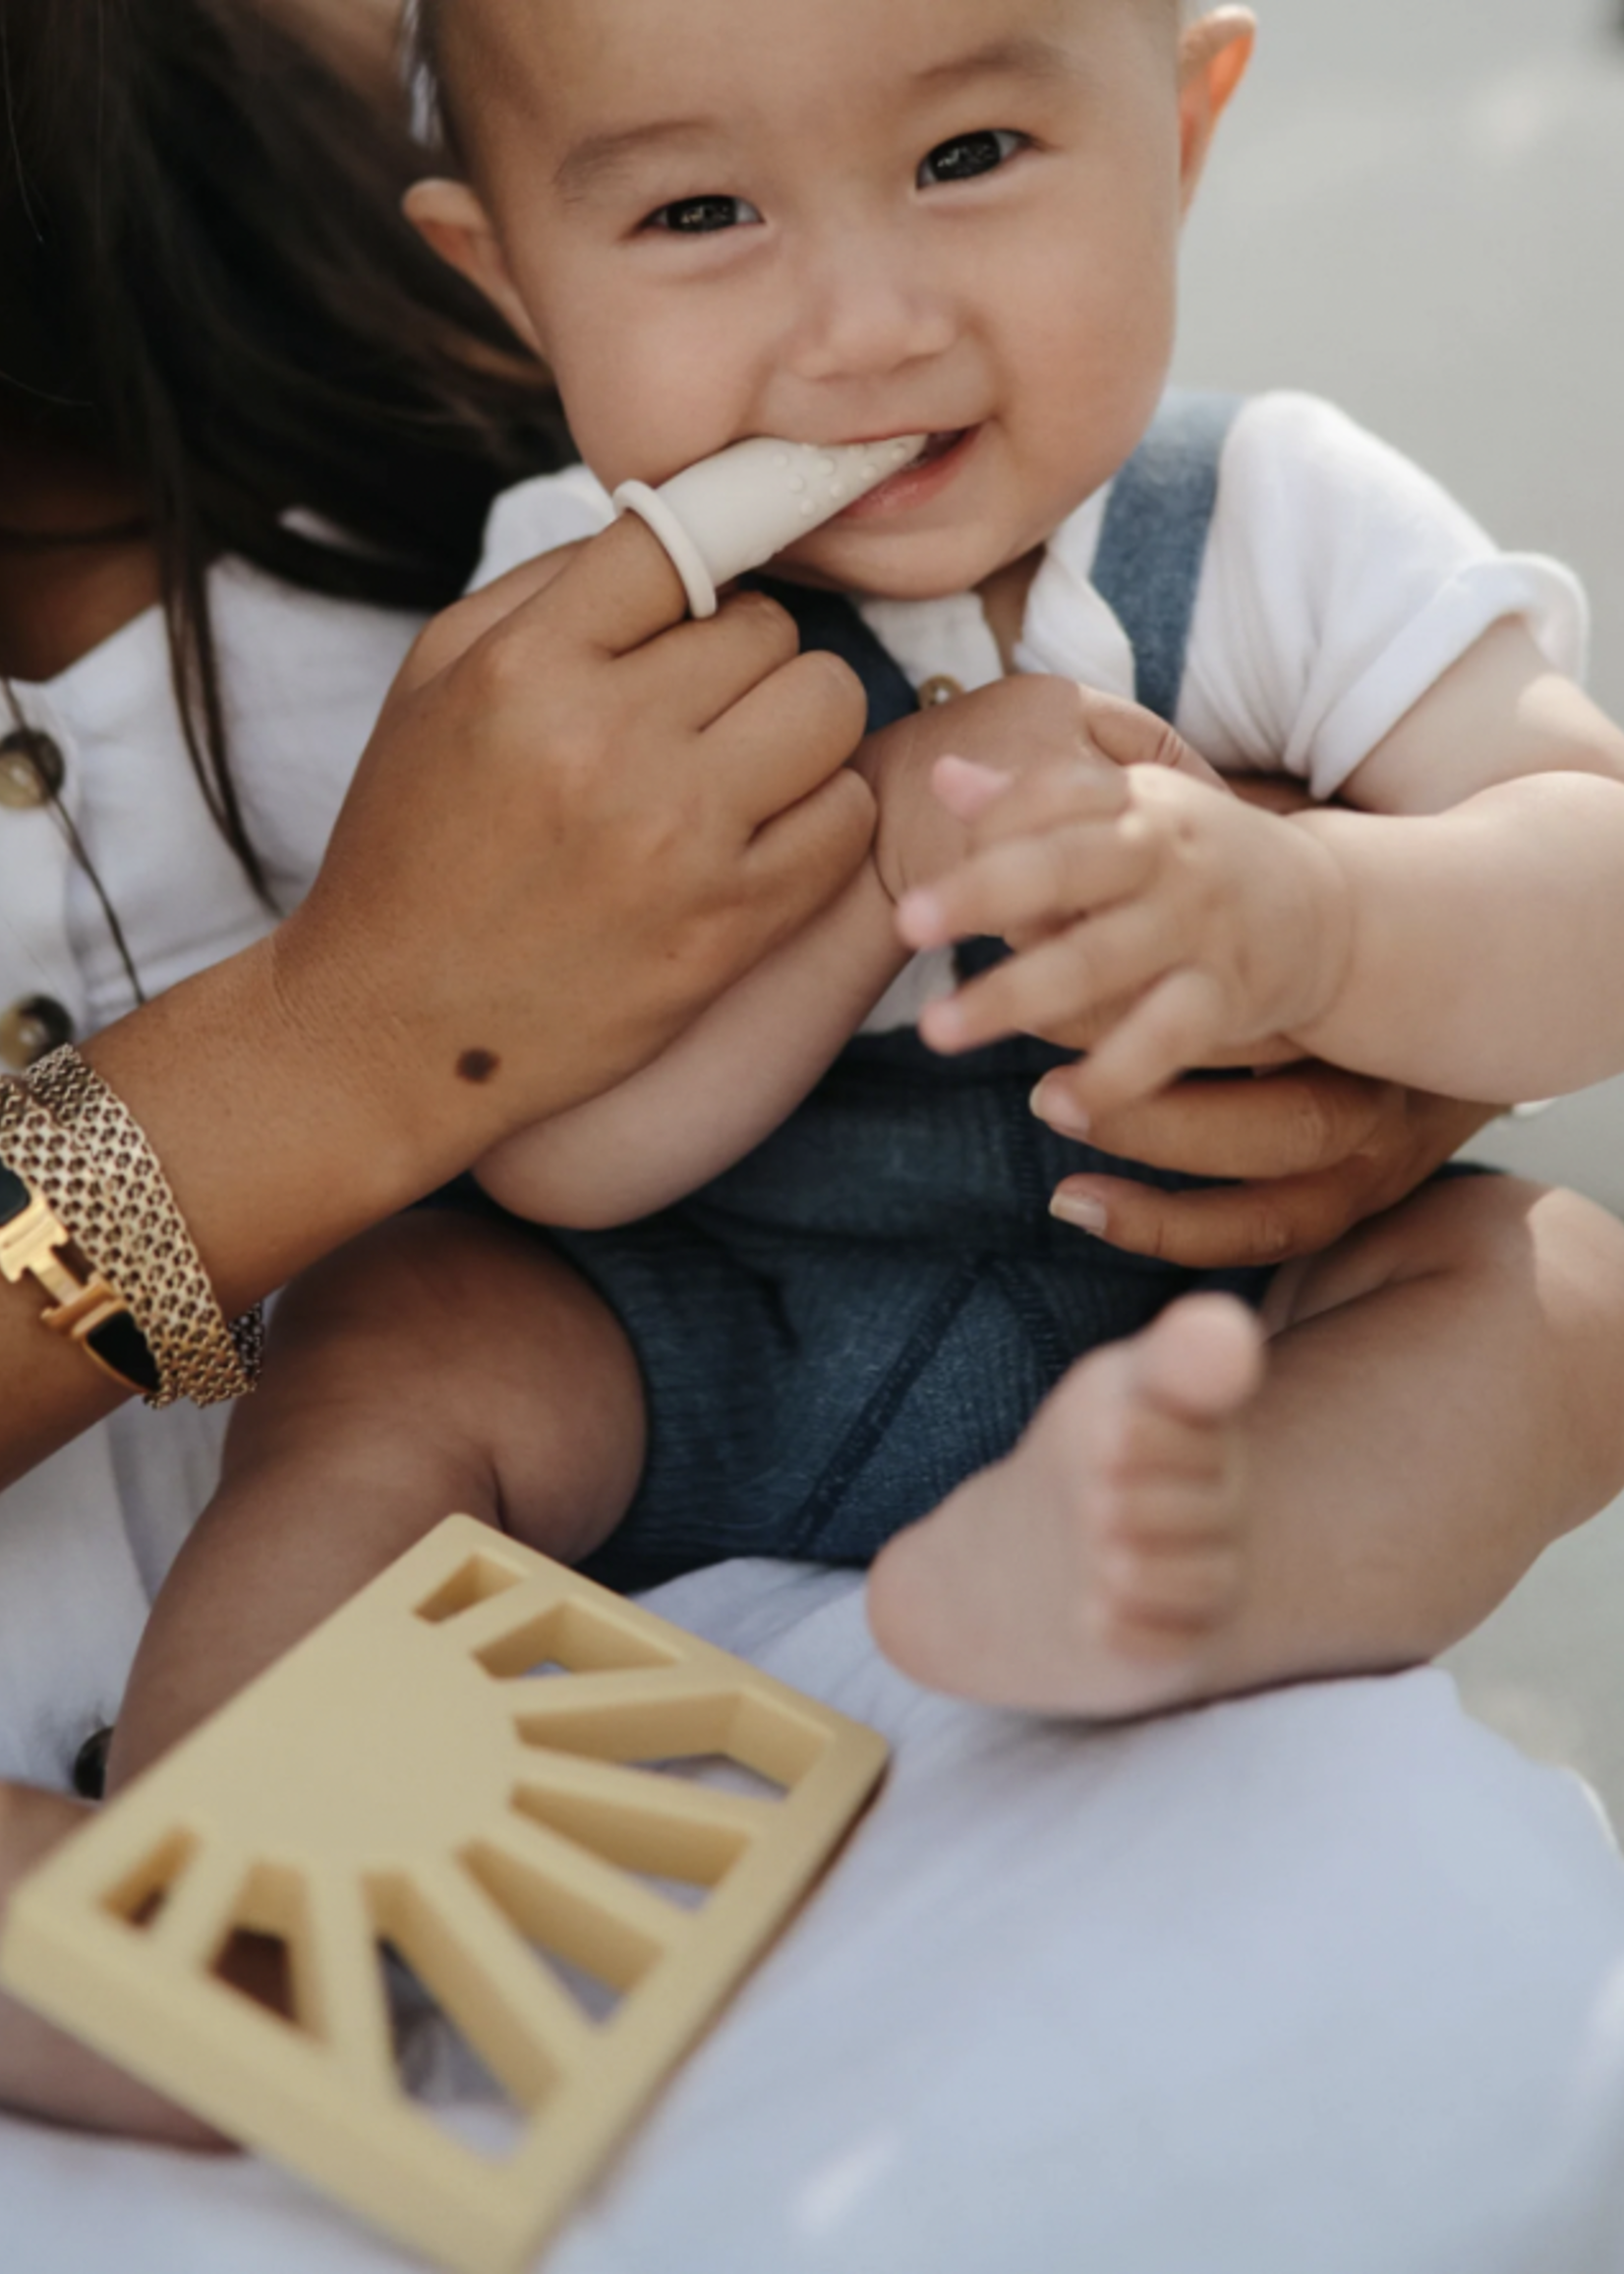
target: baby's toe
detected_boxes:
[1093,1534,1246,1652]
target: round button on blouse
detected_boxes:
[916,673,964,709]
[0,729,66,810]
[0,996,76,1071]
[71,1725,113,1802]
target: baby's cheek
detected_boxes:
[568,316,760,495]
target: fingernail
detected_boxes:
[1030,1077,1089,1137]
[1051,1192,1108,1235]
[921,997,965,1049]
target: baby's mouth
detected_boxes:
[830,426,976,520]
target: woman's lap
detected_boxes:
[568,1562,1624,2274]
[5,1556,1621,2273]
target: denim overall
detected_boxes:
[560,394,1273,1594]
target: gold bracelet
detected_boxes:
[0,1151,161,1396]
[0,1050,261,1408]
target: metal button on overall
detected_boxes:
[0,996,76,1071]
[0,729,65,810]
[916,674,964,708]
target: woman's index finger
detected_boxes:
[527,510,693,658]
[399,547,584,688]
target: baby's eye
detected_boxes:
[917,129,1026,188]
[645,194,764,235]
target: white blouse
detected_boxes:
[0,560,419,1786]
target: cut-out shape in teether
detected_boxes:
[613,433,926,616]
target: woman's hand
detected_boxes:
[85,513,872,1322]
[1037,1067,1502,1268]
[273,513,873,1156]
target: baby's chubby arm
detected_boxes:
[1288,619,1624,1094]
[903,617,1624,1119]
[477,674,1146,1228]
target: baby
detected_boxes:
[109,0,1624,1777]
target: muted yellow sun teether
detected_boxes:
[0,1516,888,2274]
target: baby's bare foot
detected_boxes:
[0,1780,224,2145]
[868,1294,1265,1716]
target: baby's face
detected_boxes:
[438,0,1205,600]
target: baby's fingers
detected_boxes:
[899,814,1153,953]
[919,903,1174,1056]
[1048,969,1232,1127]
[936,751,1130,848]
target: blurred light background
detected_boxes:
[1173,0,1624,1807]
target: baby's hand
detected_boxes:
[857,679,1223,905]
[898,756,1353,1123]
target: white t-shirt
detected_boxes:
[477,391,1586,1033]
[0,562,419,1784]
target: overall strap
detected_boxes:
[752,576,922,733]
[1088,390,1243,725]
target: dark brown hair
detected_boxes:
[1,0,566,898]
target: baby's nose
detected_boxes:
[785,239,957,382]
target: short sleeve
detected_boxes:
[470,466,616,592]
[1175,393,1588,800]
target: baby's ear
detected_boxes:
[1176,7,1255,211]
[403,179,546,357]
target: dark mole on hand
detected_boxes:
[457,1049,500,1084]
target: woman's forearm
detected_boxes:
[0,937,493,1494]
[81,941,457,1320]
[1292,773,1624,1098]
[0,901,517,1489]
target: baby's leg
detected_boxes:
[112,1208,643,1778]
[869,1176,1624,1716]
[0,1208,643,2138]
[0,1780,224,2141]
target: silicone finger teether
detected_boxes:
[612,434,927,618]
